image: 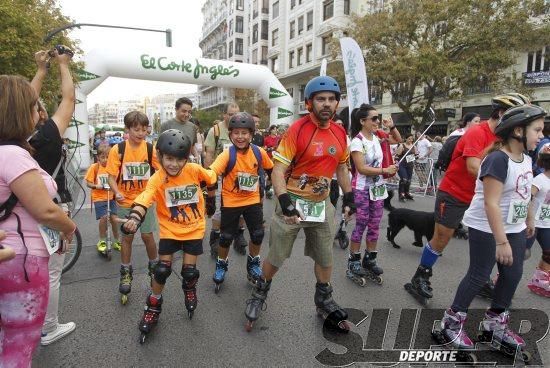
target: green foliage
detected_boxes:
[192,108,223,131]
[0,0,79,111]
[348,0,549,129]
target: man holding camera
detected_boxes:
[30,45,77,346]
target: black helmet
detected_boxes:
[229,112,255,132]
[156,129,192,159]
[491,93,530,111]
[495,104,547,139]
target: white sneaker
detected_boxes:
[41,322,76,346]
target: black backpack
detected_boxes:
[435,135,461,172]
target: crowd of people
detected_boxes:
[1,47,549,365]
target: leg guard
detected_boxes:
[154,260,172,285]
[181,264,200,289]
[250,228,265,245]
[219,232,234,249]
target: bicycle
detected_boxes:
[62,226,82,274]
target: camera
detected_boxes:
[47,45,74,58]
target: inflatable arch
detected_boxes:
[69,47,295,168]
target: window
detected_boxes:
[253,23,258,44]
[344,0,350,15]
[289,51,295,69]
[236,0,244,10]
[298,16,304,35]
[262,0,269,13]
[527,46,550,72]
[290,20,295,39]
[306,43,312,62]
[228,41,233,57]
[299,84,305,101]
[229,20,234,36]
[291,0,295,9]
[261,46,268,65]
[235,38,243,55]
[271,56,279,73]
[297,47,303,66]
[322,34,332,55]
[236,16,243,33]
[272,29,279,46]
[261,20,268,40]
[323,0,334,20]
[307,11,313,30]
[252,49,258,64]
[287,87,294,98]
[272,1,279,18]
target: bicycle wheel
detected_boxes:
[62,227,82,274]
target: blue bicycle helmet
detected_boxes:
[108,136,124,146]
[304,76,341,102]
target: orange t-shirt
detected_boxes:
[106,141,160,208]
[133,163,217,240]
[210,146,273,207]
[84,163,113,202]
[273,114,349,201]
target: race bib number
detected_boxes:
[38,224,60,255]
[506,200,528,225]
[238,172,259,192]
[406,155,415,163]
[295,198,326,223]
[97,174,109,187]
[123,162,150,181]
[536,203,550,223]
[369,184,388,201]
[165,185,200,207]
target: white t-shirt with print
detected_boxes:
[463,151,533,234]
[350,133,384,190]
[532,172,550,228]
[416,138,432,163]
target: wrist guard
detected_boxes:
[278,193,301,217]
[342,192,356,215]
[205,196,216,216]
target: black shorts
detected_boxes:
[434,190,469,229]
[158,239,203,256]
[220,204,263,238]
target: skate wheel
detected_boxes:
[245,320,254,332]
[375,276,383,285]
[139,333,146,344]
[339,237,349,249]
[214,284,221,294]
[121,294,128,305]
[359,278,367,287]
[337,320,351,332]
[521,351,531,362]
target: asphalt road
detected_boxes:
[33,193,550,367]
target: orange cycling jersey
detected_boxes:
[210,146,273,207]
[106,140,160,208]
[84,163,113,202]
[133,163,217,240]
[273,114,349,201]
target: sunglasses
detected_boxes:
[362,115,379,122]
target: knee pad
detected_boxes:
[250,228,265,245]
[154,260,172,285]
[181,265,200,288]
[543,249,550,264]
[219,232,234,248]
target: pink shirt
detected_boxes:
[0,146,58,257]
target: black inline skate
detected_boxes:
[362,251,383,284]
[346,253,368,286]
[139,293,163,344]
[119,265,133,305]
[314,282,350,332]
[245,278,271,332]
[334,219,349,249]
[404,265,433,306]
[181,265,199,319]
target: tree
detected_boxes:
[233,88,270,128]
[347,0,549,129]
[0,0,78,111]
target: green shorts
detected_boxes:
[118,205,158,234]
[266,196,336,268]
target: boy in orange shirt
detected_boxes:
[84,144,121,254]
[122,130,216,342]
[106,111,160,304]
[208,112,273,292]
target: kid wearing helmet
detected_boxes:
[437,104,546,356]
[122,129,217,342]
[208,112,273,292]
[526,142,550,297]
[405,92,531,305]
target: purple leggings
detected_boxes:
[351,188,384,243]
[0,254,49,368]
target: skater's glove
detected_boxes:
[206,196,216,217]
[342,192,356,216]
[278,193,301,218]
[121,210,143,235]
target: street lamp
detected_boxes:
[44,23,172,47]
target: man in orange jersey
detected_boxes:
[244,76,355,333]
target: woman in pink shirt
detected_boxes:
[0,75,76,367]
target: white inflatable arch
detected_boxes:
[70,47,294,168]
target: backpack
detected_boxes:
[435,135,462,172]
[225,144,266,198]
[116,141,155,183]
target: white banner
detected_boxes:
[340,37,369,120]
[320,58,328,76]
